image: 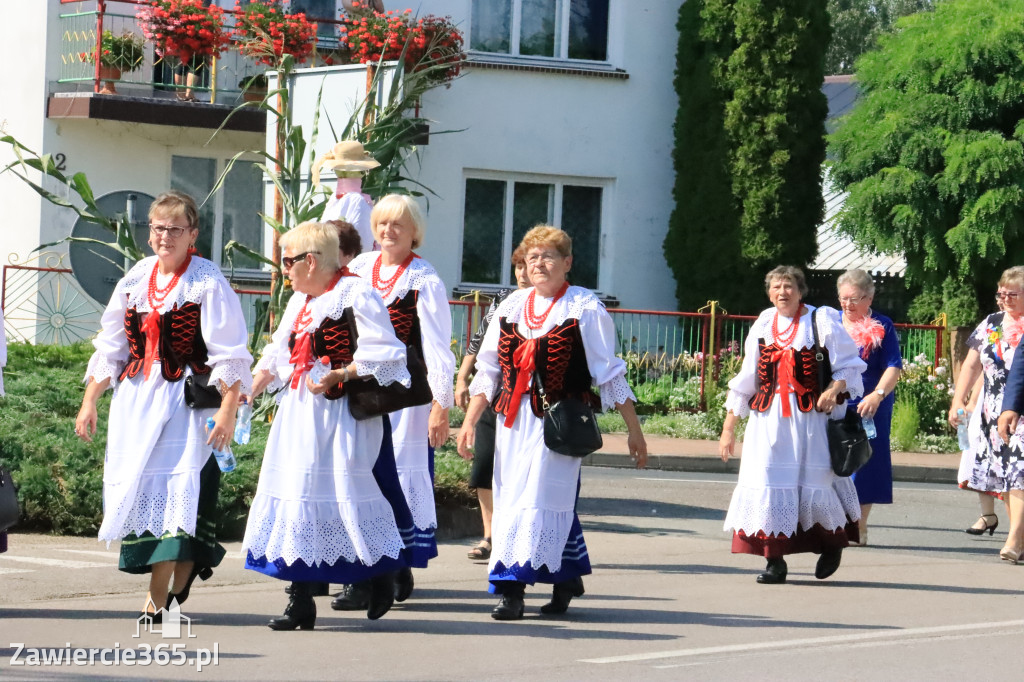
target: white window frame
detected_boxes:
[468,0,613,66]
[460,170,610,291]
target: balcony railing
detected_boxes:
[57,0,343,106]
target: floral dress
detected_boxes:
[963,312,1024,493]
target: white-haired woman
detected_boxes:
[348,194,456,600]
[719,266,865,585]
[244,221,412,629]
[836,269,903,545]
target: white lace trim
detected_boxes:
[242,497,405,567]
[469,371,499,402]
[209,358,253,396]
[120,256,224,313]
[427,363,455,409]
[353,359,411,388]
[399,468,438,531]
[496,286,604,330]
[348,252,445,306]
[98,490,196,542]
[599,375,636,412]
[491,507,574,573]
[85,350,122,388]
[723,484,859,537]
[306,275,371,329]
[724,391,752,418]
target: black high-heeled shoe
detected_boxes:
[166,565,213,610]
[815,548,843,580]
[966,514,999,536]
[268,583,316,631]
[366,572,396,620]
[756,557,788,584]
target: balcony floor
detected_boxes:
[47,92,266,133]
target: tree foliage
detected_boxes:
[824,0,936,76]
[666,0,830,313]
[828,0,1024,324]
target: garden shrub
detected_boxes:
[891,397,920,452]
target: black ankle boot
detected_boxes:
[166,565,213,610]
[286,581,329,596]
[331,581,371,611]
[269,583,317,631]
[815,548,843,579]
[540,577,585,615]
[491,583,525,621]
[756,557,788,584]
[394,566,414,603]
[366,572,396,620]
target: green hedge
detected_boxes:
[0,341,473,540]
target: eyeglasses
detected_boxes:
[839,295,865,305]
[525,252,563,266]
[282,252,318,269]
[995,291,1021,302]
[149,223,191,238]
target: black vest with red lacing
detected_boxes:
[492,318,600,419]
[287,310,358,401]
[747,340,823,414]
[386,290,423,353]
[120,303,209,382]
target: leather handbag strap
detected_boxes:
[811,307,827,395]
[533,370,551,411]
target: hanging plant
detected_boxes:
[233,0,318,67]
[80,31,146,72]
[136,0,231,65]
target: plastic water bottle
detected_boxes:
[206,417,236,473]
[862,416,877,439]
[957,408,972,451]
[234,398,252,445]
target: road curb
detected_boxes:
[584,453,958,485]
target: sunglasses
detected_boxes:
[282,251,318,269]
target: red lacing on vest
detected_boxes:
[121,308,145,381]
[387,291,418,346]
[163,303,204,380]
[748,342,821,415]
[312,315,356,401]
[541,321,574,392]
[492,320,517,416]
[119,303,208,383]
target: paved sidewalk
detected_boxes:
[587,433,960,484]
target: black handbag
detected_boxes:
[184,372,222,409]
[347,342,433,420]
[812,308,872,477]
[0,467,20,532]
[535,371,603,458]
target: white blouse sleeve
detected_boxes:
[84,288,131,388]
[724,311,769,419]
[352,286,411,387]
[468,305,503,402]
[254,291,302,393]
[417,277,456,409]
[818,306,867,399]
[578,303,636,411]
[202,275,254,395]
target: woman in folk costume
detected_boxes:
[457,226,648,621]
[949,266,1024,563]
[313,141,379,253]
[75,191,253,619]
[243,222,411,630]
[348,194,456,601]
[719,266,865,585]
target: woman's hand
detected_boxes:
[999,410,1020,444]
[947,398,966,429]
[719,411,739,461]
[428,402,450,448]
[627,428,648,469]
[455,378,471,410]
[456,422,475,459]
[75,402,99,442]
[306,369,345,396]
[252,370,274,399]
[206,404,236,452]
[857,391,882,418]
[817,386,840,414]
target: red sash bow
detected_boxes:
[289,332,314,390]
[769,347,809,418]
[504,338,538,427]
[141,311,162,380]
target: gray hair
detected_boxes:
[280,221,341,271]
[371,194,426,249]
[837,268,875,297]
[999,266,1024,290]
[764,266,808,298]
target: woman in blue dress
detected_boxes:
[837,269,903,546]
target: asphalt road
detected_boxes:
[1,467,1022,681]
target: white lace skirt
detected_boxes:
[390,403,437,531]
[724,401,860,537]
[488,396,582,574]
[242,388,404,567]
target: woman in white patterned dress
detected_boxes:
[348,194,456,601]
[458,225,648,620]
[244,222,411,629]
[75,191,253,619]
[719,266,865,585]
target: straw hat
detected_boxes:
[312,141,380,183]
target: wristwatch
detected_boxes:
[875,388,885,397]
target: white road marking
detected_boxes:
[58,549,119,560]
[0,567,34,575]
[636,477,734,484]
[0,555,109,569]
[579,619,1024,664]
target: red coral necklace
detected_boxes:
[147,255,191,311]
[772,308,801,348]
[525,282,570,330]
[372,252,416,299]
[293,270,345,333]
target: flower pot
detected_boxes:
[242,88,267,103]
[98,66,121,95]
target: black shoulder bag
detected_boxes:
[535,371,603,458]
[812,308,872,477]
[184,373,222,409]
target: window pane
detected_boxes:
[568,0,608,61]
[291,0,337,36]
[471,0,512,53]
[462,179,507,284]
[170,156,216,260]
[520,0,556,56]
[512,182,554,247]
[561,185,601,289]
[221,161,264,269]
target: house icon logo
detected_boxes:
[134,598,197,639]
